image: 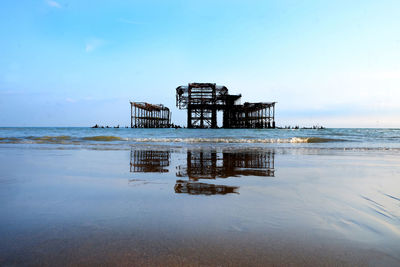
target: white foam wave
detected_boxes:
[127,137,342,144]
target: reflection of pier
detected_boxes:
[177,150,275,180]
[129,148,276,196]
[130,149,170,173]
[174,180,239,195]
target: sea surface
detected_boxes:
[0,127,400,266]
[1,127,400,149]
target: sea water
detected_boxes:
[0,127,400,149]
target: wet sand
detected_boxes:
[0,146,400,266]
[2,228,397,266]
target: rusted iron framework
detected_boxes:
[130,102,171,128]
[176,83,235,128]
[176,83,276,128]
[224,102,276,128]
[176,150,275,180]
[130,149,170,173]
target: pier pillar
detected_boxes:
[187,107,193,128]
[211,108,217,128]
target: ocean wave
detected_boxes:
[82,136,125,141]
[0,137,26,144]
[127,137,345,143]
[0,136,345,144]
[27,135,71,142]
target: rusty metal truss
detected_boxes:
[130,102,171,128]
[176,83,276,128]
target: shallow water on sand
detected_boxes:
[0,144,400,266]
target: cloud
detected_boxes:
[46,0,61,8]
[85,38,105,52]
[65,98,76,103]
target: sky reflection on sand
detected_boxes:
[0,146,400,265]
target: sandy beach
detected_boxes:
[1,142,399,266]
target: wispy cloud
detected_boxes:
[85,38,105,52]
[46,0,61,8]
[0,89,24,95]
[65,98,76,103]
[118,18,143,25]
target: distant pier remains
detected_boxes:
[130,102,171,128]
[176,83,276,128]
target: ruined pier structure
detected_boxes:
[130,102,171,128]
[176,83,276,128]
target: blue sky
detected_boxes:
[0,0,399,127]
